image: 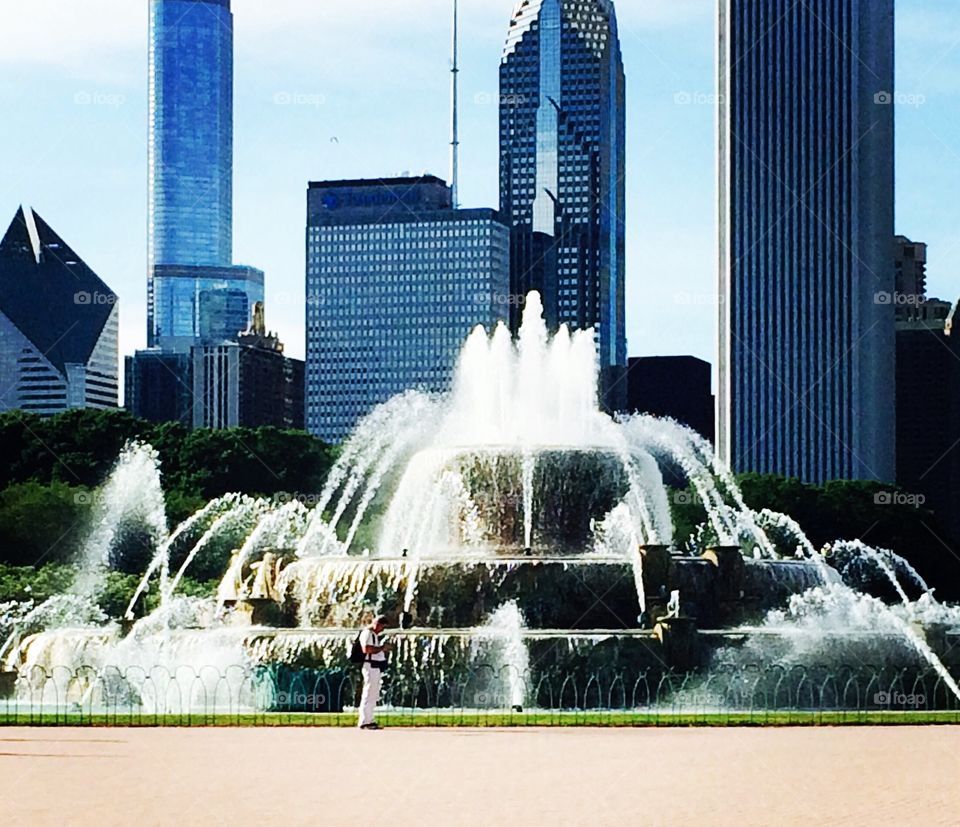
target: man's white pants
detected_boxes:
[358,663,382,727]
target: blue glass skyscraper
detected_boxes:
[134,0,278,427]
[717,1,895,483]
[499,0,627,410]
[148,0,234,346]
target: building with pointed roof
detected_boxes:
[499,0,626,411]
[0,206,119,414]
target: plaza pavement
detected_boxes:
[1,726,957,826]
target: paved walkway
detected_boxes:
[1,726,957,826]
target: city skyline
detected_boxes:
[1,0,958,382]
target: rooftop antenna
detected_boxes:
[450,0,460,208]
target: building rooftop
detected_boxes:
[308,175,447,190]
[0,206,116,375]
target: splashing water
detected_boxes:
[474,601,530,709]
[73,442,168,603]
[7,292,960,712]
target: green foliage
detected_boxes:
[737,474,960,600]
[0,563,75,603]
[0,409,335,502]
[0,481,90,567]
[0,563,217,621]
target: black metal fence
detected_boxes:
[2,663,958,725]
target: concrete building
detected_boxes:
[0,207,118,415]
[192,304,304,430]
[894,236,928,317]
[718,0,896,483]
[305,176,510,443]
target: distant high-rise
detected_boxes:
[192,305,304,430]
[148,0,235,345]
[0,207,118,414]
[894,235,928,312]
[718,1,895,483]
[896,298,960,539]
[627,357,715,444]
[305,176,510,443]
[125,350,192,425]
[499,0,626,410]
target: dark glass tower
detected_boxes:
[718,1,895,483]
[148,0,234,344]
[499,0,626,409]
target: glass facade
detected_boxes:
[305,178,511,443]
[152,264,264,352]
[0,207,119,415]
[717,0,895,483]
[148,0,233,344]
[500,0,626,409]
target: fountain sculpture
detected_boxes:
[3,293,959,714]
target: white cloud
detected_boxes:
[0,0,144,81]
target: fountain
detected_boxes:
[3,293,959,715]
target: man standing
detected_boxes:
[357,615,391,730]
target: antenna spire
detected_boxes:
[450,0,460,209]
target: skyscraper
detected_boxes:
[0,207,118,414]
[148,0,233,269]
[148,0,245,348]
[717,1,895,483]
[499,0,626,409]
[305,176,510,443]
[136,0,276,427]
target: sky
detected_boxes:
[1,0,959,386]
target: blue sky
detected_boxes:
[1,0,958,379]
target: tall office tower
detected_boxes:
[499,0,626,410]
[718,1,895,483]
[0,207,118,414]
[305,176,510,443]
[148,0,236,346]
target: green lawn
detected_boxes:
[3,709,959,727]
